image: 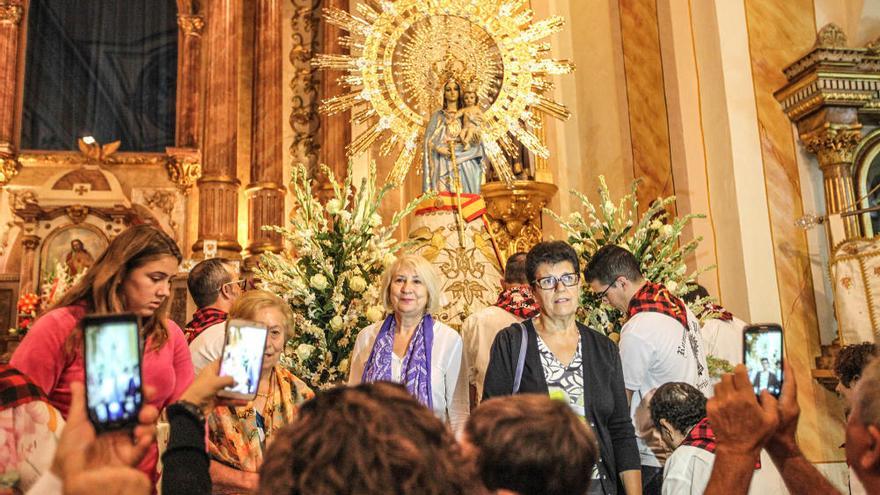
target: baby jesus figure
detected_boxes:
[457,88,483,150]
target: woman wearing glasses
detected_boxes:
[482,241,641,495]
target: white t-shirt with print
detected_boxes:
[620,308,711,467]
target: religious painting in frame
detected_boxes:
[38,224,109,297]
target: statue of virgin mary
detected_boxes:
[421,78,484,194]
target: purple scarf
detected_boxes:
[361,314,434,409]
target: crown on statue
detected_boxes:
[432,54,478,97]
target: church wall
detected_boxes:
[534,0,635,241]
[742,0,845,464]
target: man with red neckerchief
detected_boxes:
[586,245,710,495]
[462,252,540,407]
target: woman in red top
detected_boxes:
[11,224,194,486]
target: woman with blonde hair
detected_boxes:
[206,289,314,494]
[348,254,468,433]
[11,224,194,485]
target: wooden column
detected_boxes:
[195,0,242,258]
[175,11,204,148]
[18,234,38,294]
[245,0,284,265]
[0,1,24,185]
[319,0,350,177]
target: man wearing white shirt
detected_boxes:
[585,245,710,495]
[461,252,540,406]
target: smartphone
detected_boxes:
[743,323,784,398]
[217,319,269,400]
[82,313,143,432]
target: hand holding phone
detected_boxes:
[743,323,784,398]
[82,314,144,432]
[218,319,269,400]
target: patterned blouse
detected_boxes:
[536,335,605,487]
[207,365,314,472]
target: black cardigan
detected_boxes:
[482,319,640,494]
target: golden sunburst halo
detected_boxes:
[314,0,574,187]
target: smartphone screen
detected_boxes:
[82,314,143,432]
[743,324,784,398]
[218,319,269,400]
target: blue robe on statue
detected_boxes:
[422,109,484,194]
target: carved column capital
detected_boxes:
[801,124,862,167]
[165,147,202,193]
[177,14,205,36]
[0,142,19,185]
[21,234,39,251]
[0,3,23,25]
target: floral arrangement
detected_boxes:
[41,261,86,308]
[255,162,431,388]
[545,176,715,338]
[12,292,40,336]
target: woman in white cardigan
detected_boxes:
[348,254,469,433]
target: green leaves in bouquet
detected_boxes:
[544,176,714,336]
[255,161,433,388]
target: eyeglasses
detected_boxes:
[595,278,620,300]
[533,273,580,290]
[221,279,247,291]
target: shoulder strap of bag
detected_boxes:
[512,322,528,394]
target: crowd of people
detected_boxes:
[0,225,878,495]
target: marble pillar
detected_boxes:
[0,1,23,185]
[246,0,285,264]
[196,0,242,259]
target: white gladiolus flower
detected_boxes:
[330,315,344,331]
[603,200,615,212]
[666,281,678,293]
[295,343,315,362]
[650,219,663,230]
[366,306,385,322]
[326,199,342,215]
[662,225,674,237]
[370,213,382,227]
[349,275,367,293]
[309,273,329,290]
[338,210,352,222]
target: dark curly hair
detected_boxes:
[525,241,579,285]
[466,394,599,495]
[650,382,707,433]
[257,382,475,495]
[834,342,877,388]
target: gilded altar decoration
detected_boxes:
[481,180,558,261]
[546,176,712,337]
[830,239,880,345]
[76,137,121,163]
[255,161,431,387]
[313,0,574,187]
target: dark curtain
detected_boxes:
[20,0,178,152]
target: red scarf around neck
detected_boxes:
[628,281,689,329]
[679,417,716,453]
[495,285,541,319]
[699,303,734,322]
[184,307,228,344]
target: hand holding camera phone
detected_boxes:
[83,314,144,432]
[743,323,784,398]
[218,319,269,400]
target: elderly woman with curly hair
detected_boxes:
[348,253,469,433]
[257,382,475,495]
